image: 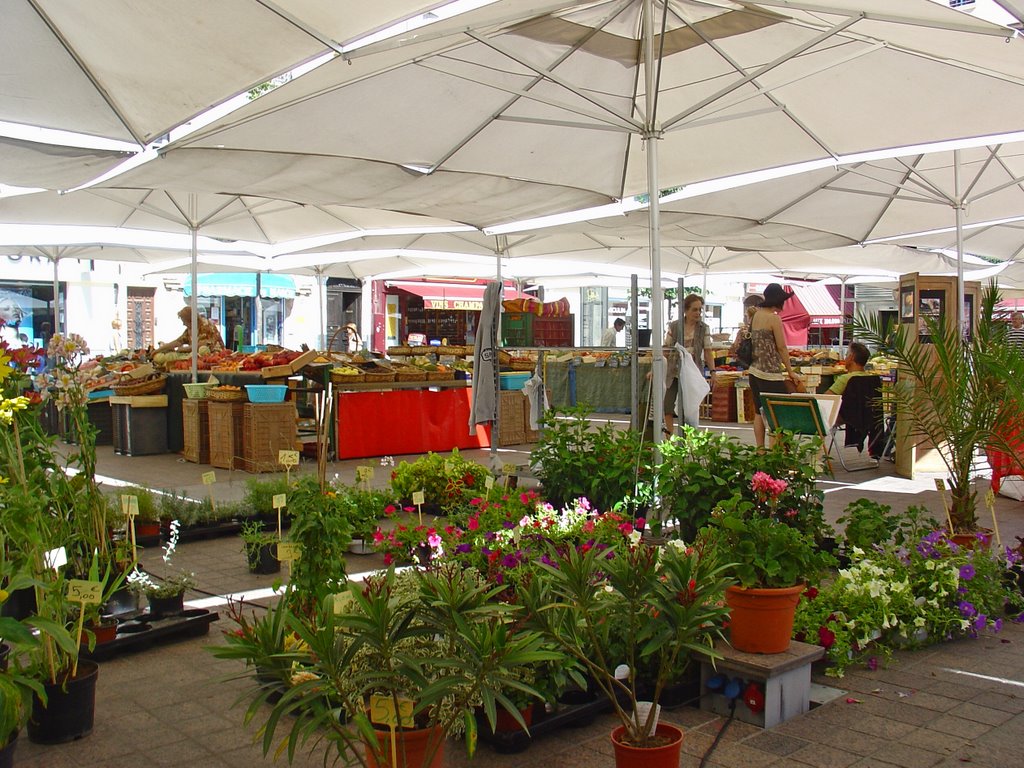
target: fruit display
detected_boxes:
[154,348,309,372]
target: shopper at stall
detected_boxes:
[155,305,225,355]
[601,317,625,346]
[661,293,716,436]
[1008,312,1024,351]
[748,284,801,449]
[728,293,763,365]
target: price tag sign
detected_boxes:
[933,478,946,491]
[121,495,139,517]
[412,491,425,506]
[272,493,287,510]
[369,694,414,728]
[278,450,300,467]
[202,471,217,485]
[485,476,495,490]
[276,542,301,562]
[985,489,996,507]
[66,579,103,605]
[356,466,375,483]
[502,463,518,477]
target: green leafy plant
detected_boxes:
[853,280,1024,532]
[837,499,941,552]
[224,564,559,766]
[283,476,352,615]
[388,449,491,514]
[242,476,293,518]
[520,538,732,748]
[127,520,195,599]
[530,406,653,512]
[239,520,277,562]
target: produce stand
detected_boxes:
[110,395,169,456]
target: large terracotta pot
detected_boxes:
[364,724,444,768]
[950,529,993,551]
[610,722,684,768]
[725,584,805,654]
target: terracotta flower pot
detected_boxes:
[950,529,993,551]
[610,722,684,768]
[725,584,805,654]
[364,724,444,768]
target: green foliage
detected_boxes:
[283,476,352,614]
[335,483,395,541]
[239,520,277,561]
[242,476,293,516]
[530,406,653,511]
[837,499,941,552]
[852,280,1024,531]
[520,539,732,747]
[389,449,492,514]
[656,427,827,540]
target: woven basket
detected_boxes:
[363,372,396,383]
[330,372,365,384]
[182,382,212,399]
[395,370,425,382]
[387,346,413,356]
[208,388,246,402]
[112,374,167,397]
[426,370,455,381]
[508,358,536,372]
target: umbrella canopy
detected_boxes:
[123,0,1024,228]
[1,0,496,147]
[0,135,133,189]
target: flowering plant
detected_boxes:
[388,449,491,514]
[127,520,196,599]
[793,530,1024,676]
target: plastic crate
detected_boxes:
[182,399,210,464]
[239,403,298,473]
[532,314,573,347]
[501,312,534,346]
[499,372,530,390]
[244,384,288,403]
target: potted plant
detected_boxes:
[127,520,196,618]
[520,536,732,766]
[389,449,492,515]
[704,483,837,654]
[853,280,1024,534]
[225,563,559,767]
[239,520,280,575]
[341,484,392,554]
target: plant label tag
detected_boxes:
[502,463,517,477]
[44,546,67,570]
[412,491,425,506]
[278,450,300,467]
[369,693,414,728]
[276,542,301,562]
[485,476,495,490]
[933,478,946,491]
[272,493,287,510]
[331,591,355,615]
[985,489,996,508]
[121,495,139,517]
[67,579,103,604]
[202,471,216,485]
[356,466,374,483]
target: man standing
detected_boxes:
[601,317,625,346]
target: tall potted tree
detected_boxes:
[854,281,1023,534]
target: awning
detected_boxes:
[393,283,528,311]
[183,273,296,299]
[780,283,842,345]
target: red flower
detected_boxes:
[384,504,397,517]
[803,586,819,600]
[618,522,634,535]
[817,626,836,649]
[462,473,475,486]
[383,553,393,565]
[468,517,479,531]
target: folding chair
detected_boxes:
[827,375,884,471]
[761,392,841,471]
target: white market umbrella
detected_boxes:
[0,135,134,190]
[104,0,1024,439]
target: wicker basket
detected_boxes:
[330,371,365,385]
[208,388,247,402]
[508,358,536,372]
[363,371,396,383]
[387,346,413,356]
[395,369,426,382]
[112,374,167,397]
[182,382,211,399]
[426,370,455,381]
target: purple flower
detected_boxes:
[958,601,977,617]
[501,554,519,569]
[922,530,945,544]
[1006,548,1022,565]
[973,614,987,631]
[957,585,969,594]
[502,521,516,529]
[455,543,472,554]
[993,618,1004,633]
[959,564,976,581]
[540,554,554,567]
[866,657,879,671]
[1014,612,1024,624]
[481,547,492,556]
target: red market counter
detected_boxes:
[335,385,491,459]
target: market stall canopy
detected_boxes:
[1,0,513,147]
[129,0,1024,231]
[182,272,296,299]
[0,135,133,189]
[779,283,843,346]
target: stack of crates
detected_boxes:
[500,312,574,347]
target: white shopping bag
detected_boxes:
[678,344,711,427]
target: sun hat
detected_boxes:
[760,283,794,308]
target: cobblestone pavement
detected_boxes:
[14,420,1024,767]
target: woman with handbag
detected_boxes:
[729,293,764,367]
[747,284,802,449]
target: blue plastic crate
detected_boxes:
[500,373,530,391]
[244,384,288,403]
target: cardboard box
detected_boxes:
[260,349,318,379]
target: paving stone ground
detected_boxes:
[13,417,1024,767]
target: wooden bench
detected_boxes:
[694,640,825,728]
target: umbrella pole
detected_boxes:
[189,194,199,385]
[838,277,847,348]
[954,149,966,339]
[642,0,665,449]
[630,273,639,432]
[52,254,61,335]
[317,267,326,350]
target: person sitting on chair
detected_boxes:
[829,341,883,457]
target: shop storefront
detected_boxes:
[183,273,297,350]
[0,280,58,347]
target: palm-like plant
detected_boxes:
[853,281,1023,532]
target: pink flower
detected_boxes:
[427,533,443,549]
[467,517,479,531]
[372,530,385,544]
[751,471,788,499]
